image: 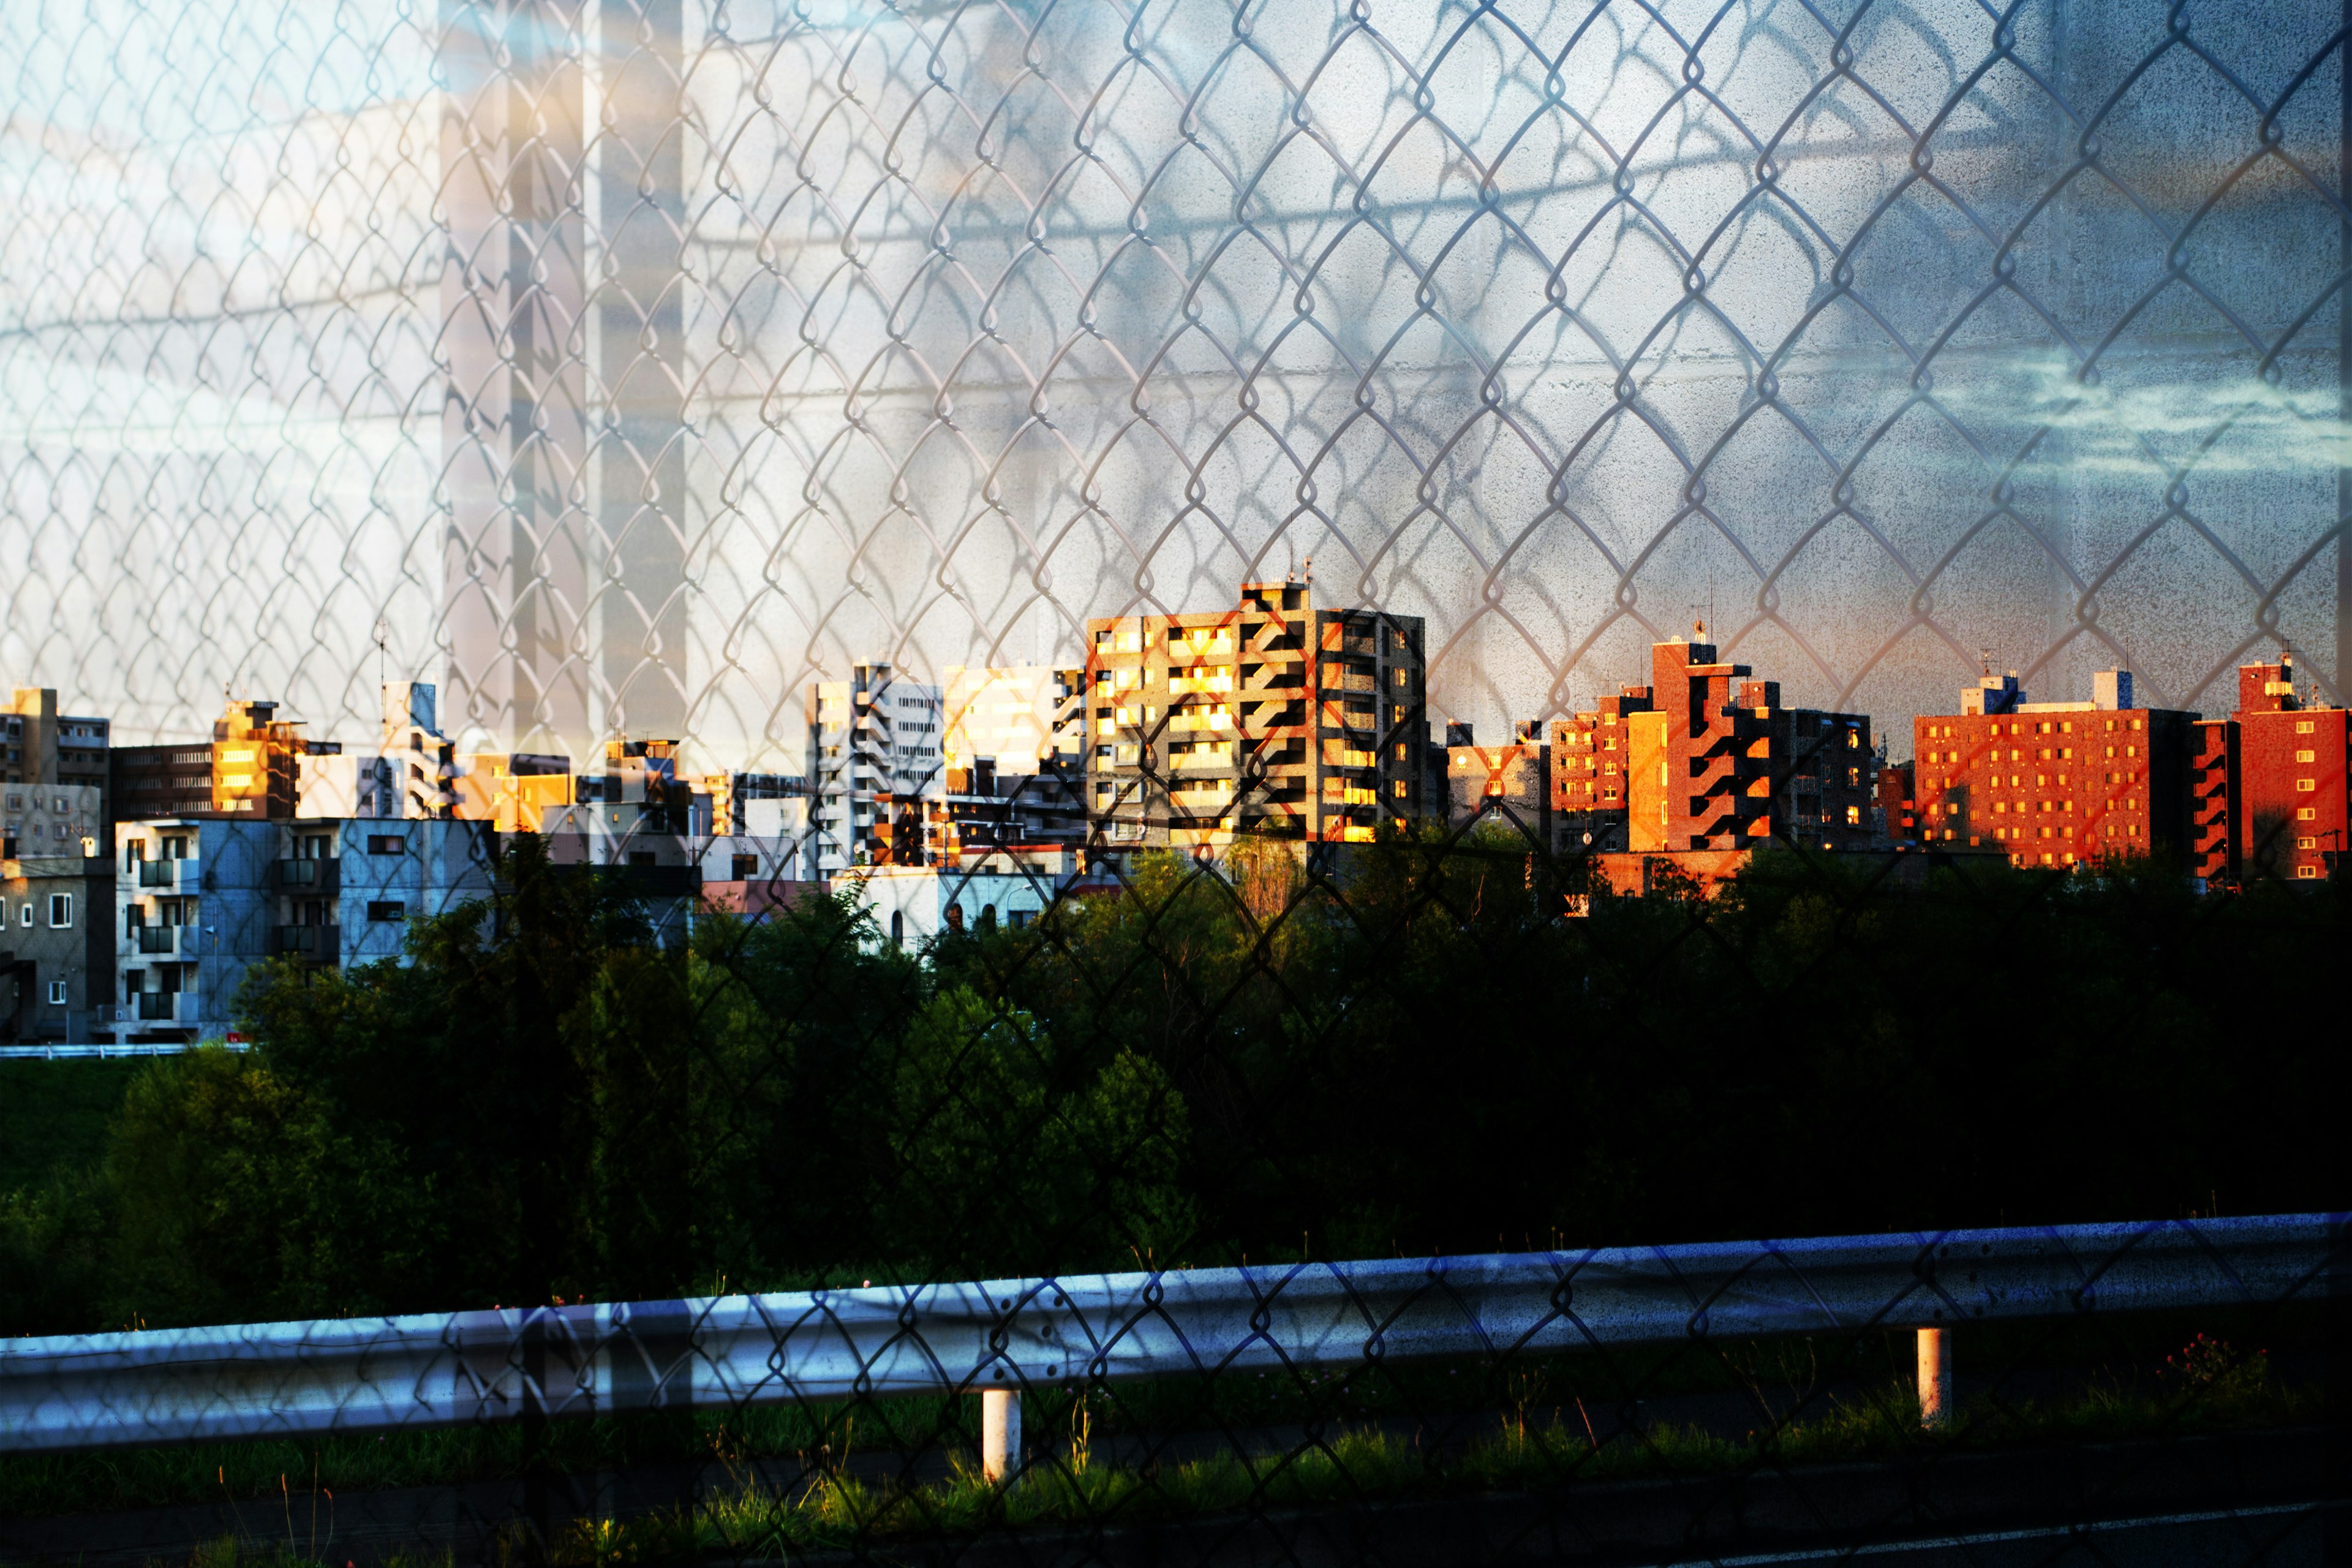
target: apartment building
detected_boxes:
[805,666,948,875]
[1911,669,2195,867]
[1,848,111,1043]
[1444,722,1551,845]
[2188,655,2348,885]
[5,689,110,827]
[1625,636,1877,854]
[112,816,498,1044]
[1550,691,1654,852]
[941,665,1088,851]
[1083,581,1432,849]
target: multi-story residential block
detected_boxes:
[941,666,1088,851]
[211,698,322,818]
[1444,722,1550,843]
[112,816,497,1044]
[4,690,111,829]
[1550,691,1653,852]
[1084,581,1432,848]
[806,666,948,875]
[1625,635,1877,853]
[1911,668,2195,867]
[2188,655,2348,885]
[3,783,103,861]
[1,846,112,1043]
[111,741,217,821]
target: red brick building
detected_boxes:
[1877,760,1916,847]
[1912,669,2196,867]
[1549,690,1652,851]
[2196,656,2348,885]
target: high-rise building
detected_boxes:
[1550,690,1654,852]
[2189,655,2348,885]
[1912,668,2195,867]
[1626,636,1877,854]
[941,665,1088,851]
[1083,581,1432,848]
[805,666,947,874]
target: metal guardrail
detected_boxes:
[1,1213,2341,1457]
[0,1042,241,1061]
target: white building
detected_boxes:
[805,665,946,876]
[831,862,1047,949]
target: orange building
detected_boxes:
[1912,669,2196,868]
[2192,655,2348,886]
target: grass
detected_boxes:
[589,1355,2315,1563]
[0,1059,134,1193]
[0,1335,2305,1567]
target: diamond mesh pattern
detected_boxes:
[2,0,2346,754]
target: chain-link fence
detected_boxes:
[2,829,2349,1563]
[4,0,2352,1563]
[4,0,2351,756]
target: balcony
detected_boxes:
[275,925,333,957]
[274,857,339,892]
[134,925,180,955]
[136,859,183,888]
[134,992,186,1022]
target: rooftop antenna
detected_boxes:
[1286,540,1296,584]
[1302,554,1313,587]
[1980,647,1992,677]
[374,615,389,693]
[1708,565,1716,645]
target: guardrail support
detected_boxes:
[1916,1326,1950,1428]
[981,1387,1020,1482]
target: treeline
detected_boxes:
[2,832,2343,1336]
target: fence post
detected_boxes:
[1917,1326,1951,1429]
[981,1387,1021,1482]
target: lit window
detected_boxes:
[2297,865,2319,880]
[2299,807,2317,821]
[2296,720,2315,734]
[2297,836,2316,850]
[2296,750,2316,763]
[2297,778,2316,793]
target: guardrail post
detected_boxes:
[1917,1326,1951,1428]
[981,1386,1020,1482]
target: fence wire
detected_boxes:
[1,827,2349,1564]
[4,1,2352,1564]
[3,0,2350,756]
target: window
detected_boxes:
[15,904,27,928]
[1393,779,1408,799]
[2296,720,2315,734]
[732,854,760,880]
[1845,805,1861,826]
[366,834,405,855]
[366,900,405,921]
[2297,865,2319,880]
[2296,750,2316,763]
[2297,836,2316,850]
[47,892,70,927]
[47,980,66,1006]
[2299,807,2317,821]
[890,910,907,944]
[2297,778,2316,793]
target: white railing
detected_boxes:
[1,1214,2339,1460]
